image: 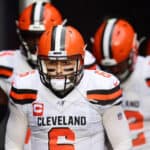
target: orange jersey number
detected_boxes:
[95,70,112,78]
[125,110,146,147]
[48,128,75,150]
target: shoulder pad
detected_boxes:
[0,50,16,78]
[9,70,38,104]
[85,70,122,106]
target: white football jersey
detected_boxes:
[0,50,33,95]
[122,56,150,149]
[7,69,125,150]
[0,49,33,150]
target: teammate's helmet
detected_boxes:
[92,18,138,82]
[37,25,85,98]
[17,1,63,68]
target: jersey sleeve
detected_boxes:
[102,105,132,150]
[86,70,123,107]
[0,50,16,79]
[9,72,38,105]
[0,50,17,94]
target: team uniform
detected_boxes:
[0,50,32,94]
[0,1,63,149]
[86,55,150,149]
[0,49,33,150]
[6,69,131,150]
[121,56,150,150]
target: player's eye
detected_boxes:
[47,68,56,72]
[61,61,71,65]
[64,68,74,72]
[49,60,57,65]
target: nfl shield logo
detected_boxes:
[117,112,123,120]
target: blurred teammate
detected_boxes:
[0,1,63,149]
[5,24,132,150]
[92,17,150,149]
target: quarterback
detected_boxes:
[5,25,132,150]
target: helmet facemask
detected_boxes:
[17,28,43,68]
[38,54,84,98]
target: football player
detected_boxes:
[92,17,150,149]
[5,24,132,150]
[0,1,63,149]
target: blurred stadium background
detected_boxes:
[0,0,149,52]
